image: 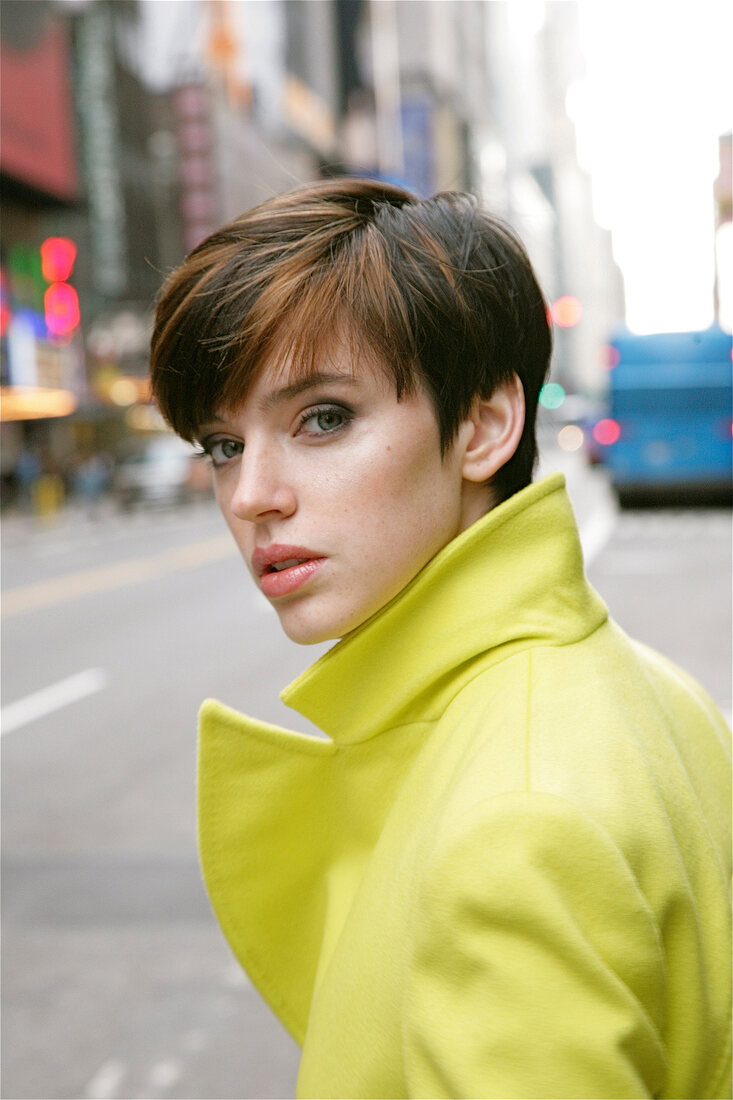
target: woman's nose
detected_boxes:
[228,450,296,523]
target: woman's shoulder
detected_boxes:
[428,624,730,872]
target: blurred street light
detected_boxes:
[551,294,583,328]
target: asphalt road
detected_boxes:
[2,456,731,1100]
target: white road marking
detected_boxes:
[83,1057,127,1099]
[146,1057,183,1093]
[1,668,108,735]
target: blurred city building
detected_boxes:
[145,0,626,396]
[1,0,84,503]
[1,0,627,512]
[1,0,184,510]
[481,2,624,396]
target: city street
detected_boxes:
[2,454,731,1100]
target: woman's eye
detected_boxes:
[299,406,351,435]
[207,438,243,466]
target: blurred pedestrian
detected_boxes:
[73,452,110,519]
[13,446,41,513]
[31,470,64,521]
[150,179,731,1099]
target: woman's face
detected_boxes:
[197,345,482,644]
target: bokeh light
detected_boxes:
[593,418,622,446]
[44,282,80,335]
[40,237,77,283]
[557,424,585,452]
[109,378,140,406]
[601,344,621,370]
[539,382,567,410]
[551,296,583,328]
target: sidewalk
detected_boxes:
[1,493,220,549]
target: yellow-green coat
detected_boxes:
[199,474,731,1099]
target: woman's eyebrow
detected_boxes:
[258,371,360,412]
[197,372,361,433]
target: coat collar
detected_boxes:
[281,472,607,743]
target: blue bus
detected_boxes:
[593,325,732,503]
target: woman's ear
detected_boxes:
[460,375,525,484]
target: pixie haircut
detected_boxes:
[150,177,552,501]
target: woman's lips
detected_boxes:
[252,546,326,598]
[259,557,325,598]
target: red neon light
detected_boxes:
[41,237,77,283]
[0,269,9,337]
[44,282,80,335]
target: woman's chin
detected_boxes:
[276,609,342,646]
[275,598,371,646]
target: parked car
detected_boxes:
[113,434,211,508]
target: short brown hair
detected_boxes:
[150,177,551,501]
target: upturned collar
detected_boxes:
[280,472,607,744]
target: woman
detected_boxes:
[150,178,731,1099]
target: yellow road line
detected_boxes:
[2,534,238,618]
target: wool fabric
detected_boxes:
[199,473,731,1099]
